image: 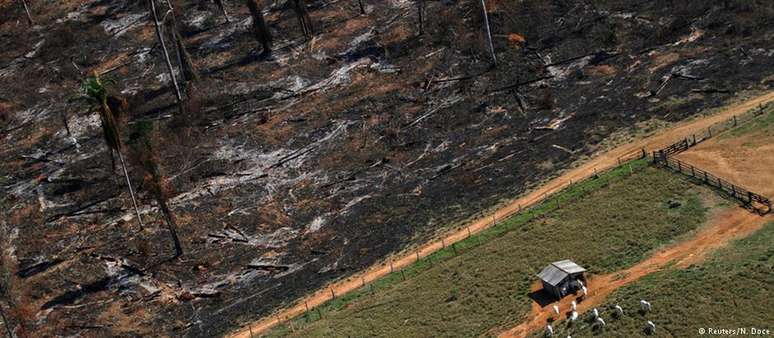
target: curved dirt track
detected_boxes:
[227,91,774,338]
[497,208,772,338]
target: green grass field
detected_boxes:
[267,160,723,337]
[542,221,774,337]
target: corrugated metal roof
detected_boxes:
[537,265,567,286]
[552,260,586,274]
[537,260,586,286]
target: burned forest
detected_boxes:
[1,0,773,337]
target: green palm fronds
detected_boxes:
[80,73,122,151]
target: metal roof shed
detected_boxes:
[537,260,586,299]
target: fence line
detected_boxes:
[243,104,771,335]
[653,156,771,214]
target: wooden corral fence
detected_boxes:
[650,106,773,214]
[653,155,772,215]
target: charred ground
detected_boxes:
[0,0,773,337]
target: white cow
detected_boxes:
[614,304,624,317]
[553,305,560,315]
[546,323,553,336]
[640,300,652,313]
[592,308,599,319]
[571,300,577,311]
[570,311,578,322]
[645,320,656,334]
[596,317,606,327]
[581,286,588,297]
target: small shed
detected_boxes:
[537,260,587,299]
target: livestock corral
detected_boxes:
[1,1,774,337]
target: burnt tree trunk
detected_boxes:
[480,0,497,67]
[246,0,272,54]
[292,0,314,39]
[214,0,230,22]
[155,189,183,258]
[148,0,184,105]
[164,1,199,92]
[20,0,34,26]
[416,0,424,35]
[0,303,13,338]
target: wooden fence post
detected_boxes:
[452,243,457,255]
[401,270,406,281]
[390,260,394,272]
[330,287,335,299]
[416,251,420,262]
[704,172,709,182]
[467,227,472,238]
[733,115,737,126]
[708,127,712,137]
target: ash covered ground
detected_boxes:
[0,0,772,336]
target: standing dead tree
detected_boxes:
[148,0,184,109]
[76,74,145,230]
[19,0,34,26]
[291,0,314,39]
[416,0,424,35]
[164,0,200,95]
[129,122,184,258]
[214,0,231,22]
[246,0,272,55]
[480,0,497,67]
[357,0,366,15]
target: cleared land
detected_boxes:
[265,160,725,337]
[677,103,774,197]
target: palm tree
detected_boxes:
[246,0,272,55]
[78,73,145,230]
[128,122,183,258]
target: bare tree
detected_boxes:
[19,0,34,26]
[246,0,272,55]
[148,0,184,106]
[416,0,424,35]
[480,0,497,67]
[129,123,183,258]
[214,0,231,22]
[164,1,200,93]
[291,0,314,39]
[357,0,366,15]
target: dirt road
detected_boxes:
[497,208,771,338]
[227,91,774,338]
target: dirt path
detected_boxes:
[497,208,771,338]
[227,92,774,338]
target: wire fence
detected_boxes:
[253,103,773,335]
